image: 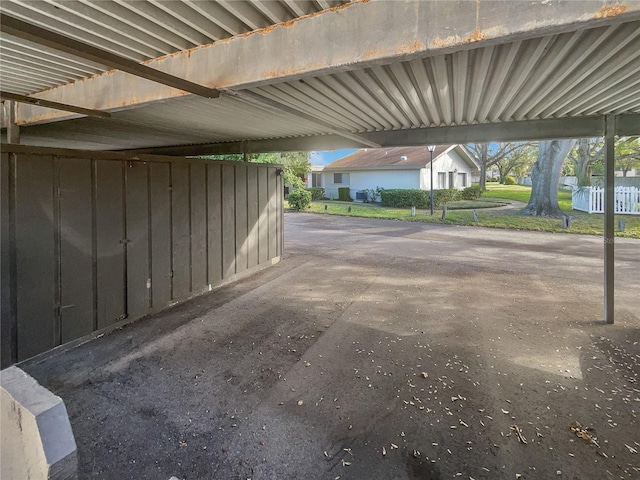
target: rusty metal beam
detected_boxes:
[1,91,111,119]
[0,15,219,100]
[125,134,362,156]
[126,116,610,156]
[12,1,640,126]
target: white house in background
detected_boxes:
[308,145,479,201]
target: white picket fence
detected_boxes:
[572,186,640,214]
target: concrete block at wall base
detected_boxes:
[1,366,77,480]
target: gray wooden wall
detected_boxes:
[0,146,283,367]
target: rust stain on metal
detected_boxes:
[360,48,380,61]
[395,40,426,56]
[261,62,328,80]
[465,29,487,43]
[360,40,425,60]
[594,4,627,18]
[431,37,449,48]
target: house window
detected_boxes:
[458,172,467,187]
[333,173,350,185]
[448,172,455,189]
[438,172,446,189]
[312,173,322,187]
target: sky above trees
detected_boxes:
[309,149,357,166]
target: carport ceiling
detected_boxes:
[1,0,640,153]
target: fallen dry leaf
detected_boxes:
[511,425,527,445]
[569,421,599,447]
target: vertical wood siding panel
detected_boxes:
[258,168,269,265]
[207,164,222,286]
[95,160,126,329]
[277,173,283,257]
[125,161,150,318]
[190,162,207,292]
[268,167,277,259]
[59,157,94,342]
[150,162,172,309]
[222,165,236,278]
[247,164,259,269]
[15,155,56,359]
[0,153,13,367]
[171,163,191,299]
[235,165,248,274]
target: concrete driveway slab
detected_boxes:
[23,213,640,479]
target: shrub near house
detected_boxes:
[338,187,352,202]
[289,188,312,210]
[307,187,325,200]
[381,188,464,208]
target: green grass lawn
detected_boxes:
[443,198,508,210]
[290,184,640,239]
[482,183,574,211]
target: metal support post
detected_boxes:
[6,101,20,144]
[428,145,436,215]
[604,115,615,324]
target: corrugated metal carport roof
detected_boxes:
[1,0,639,152]
[0,0,349,95]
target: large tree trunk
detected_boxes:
[479,163,487,191]
[521,140,574,217]
[478,143,488,191]
[571,139,593,187]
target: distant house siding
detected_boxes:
[318,147,478,200]
[420,149,475,190]
[323,170,420,199]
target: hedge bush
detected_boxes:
[504,176,516,185]
[307,187,325,200]
[380,189,429,208]
[434,188,461,205]
[380,189,461,208]
[288,188,312,210]
[460,185,483,200]
[338,187,352,201]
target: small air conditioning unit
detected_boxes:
[355,191,366,201]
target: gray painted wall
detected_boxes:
[1,146,283,367]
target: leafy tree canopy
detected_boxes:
[615,137,640,177]
[199,152,311,189]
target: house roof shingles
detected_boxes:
[324,146,451,169]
